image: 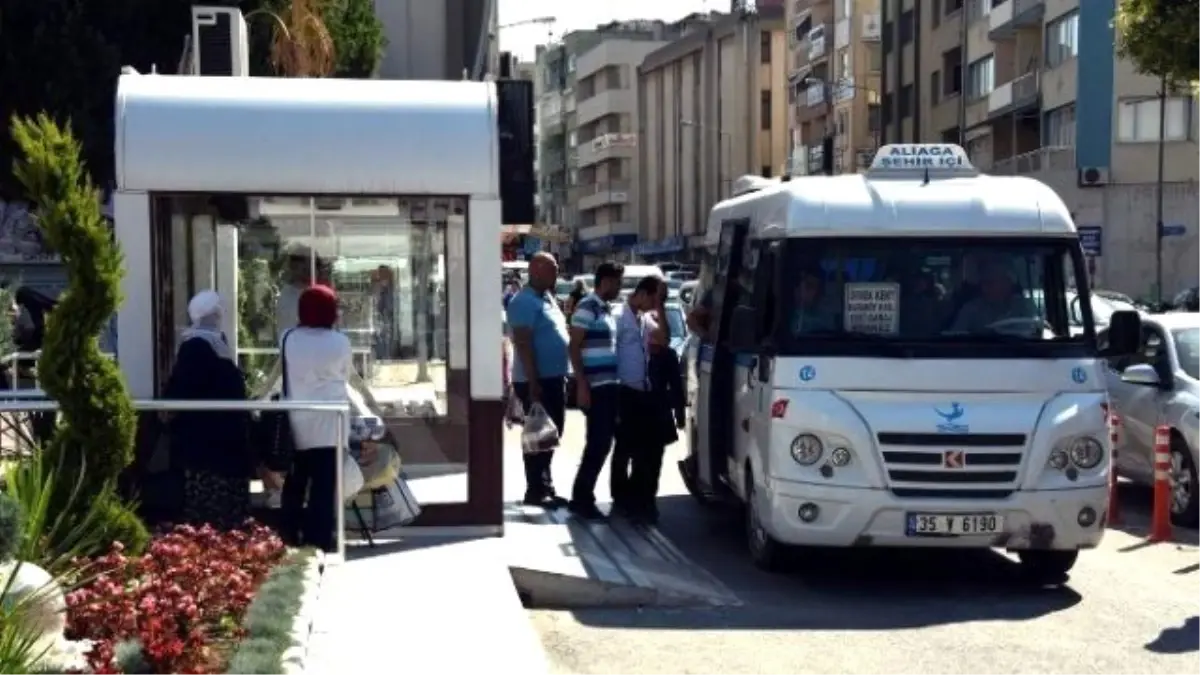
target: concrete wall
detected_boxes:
[375,0,497,80]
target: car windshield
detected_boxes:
[1173,328,1199,379]
[555,280,573,295]
[770,237,1091,357]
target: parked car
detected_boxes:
[565,301,690,409]
[1100,312,1200,527]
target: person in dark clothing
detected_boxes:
[564,279,587,317]
[163,290,252,529]
[620,282,687,523]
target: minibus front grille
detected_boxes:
[879,445,1024,499]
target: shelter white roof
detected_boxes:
[115,73,497,196]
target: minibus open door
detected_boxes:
[692,217,751,497]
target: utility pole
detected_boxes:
[1154,75,1166,304]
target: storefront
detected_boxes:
[113,72,505,530]
[576,233,637,270]
[630,236,687,263]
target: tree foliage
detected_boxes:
[1114,0,1199,89]
[10,114,148,553]
[0,0,385,198]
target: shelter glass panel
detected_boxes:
[150,196,471,513]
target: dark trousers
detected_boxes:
[613,387,667,514]
[282,446,338,552]
[513,376,566,500]
[571,384,619,506]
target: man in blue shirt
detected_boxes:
[507,253,570,508]
[566,261,624,520]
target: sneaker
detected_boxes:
[568,501,608,521]
[522,494,569,510]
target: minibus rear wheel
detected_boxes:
[745,470,786,572]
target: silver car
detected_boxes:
[1101,312,1200,527]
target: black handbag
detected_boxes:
[255,329,296,473]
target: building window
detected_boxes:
[941,127,960,143]
[899,84,913,118]
[967,55,994,100]
[761,90,773,130]
[867,104,881,135]
[1118,97,1195,142]
[932,0,942,27]
[943,47,963,96]
[946,0,964,13]
[838,49,851,80]
[761,31,772,63]
[1046,11,1079,69]
[899,10,914,45]
[881,93,893,126]
[867,43,882,72]
[837,110,849,135]
[930,70,941,105]
[882,21,893,53]
[1044,104,1076,147]
[761,165,772,178]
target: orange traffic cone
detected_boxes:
[1148,425,1174,543]
[1107,413,1122,526]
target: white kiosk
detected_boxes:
[112,72,506,527]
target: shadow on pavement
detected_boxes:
[1109,482,1200,546]
[345,533,493,561]
[1144,615,1199,654]
[570,494,1084,631]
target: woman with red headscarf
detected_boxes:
[279,284,353,552]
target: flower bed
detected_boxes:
[65,522,289,674]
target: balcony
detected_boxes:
[991,146,1075,175]
[988,0,1045,40]
[575,89,634,126]
[576,180,632,212]
[832,78,856,104]
[986,72,1040,120]
[861,13,881,41]
[806,82,826,107]
[576,132,637,168]
[808,25,831,62]
[539,91,562,126]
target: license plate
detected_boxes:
[906,513,1004,536]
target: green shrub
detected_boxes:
[225,549,316,674]
[10,114,148,554]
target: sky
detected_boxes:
[497,0,716,62]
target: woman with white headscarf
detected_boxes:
[163,290,253,528]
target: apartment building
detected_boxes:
[636,7,789,262]
[786,0,884,175]
[572,34,673,261]
[535,22,682,267]
[877,0,1197,300]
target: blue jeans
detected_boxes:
[571,384,619,506]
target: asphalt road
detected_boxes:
[520,410,1199,675]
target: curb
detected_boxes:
[280,550,326,675]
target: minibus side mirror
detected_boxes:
[729,305,758,351]
[1102,310,1141,356]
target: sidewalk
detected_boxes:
[306,536,549,674]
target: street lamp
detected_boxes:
[1129,82,1169,304]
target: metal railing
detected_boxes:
[0,398,350,562]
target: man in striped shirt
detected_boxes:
[566,262,624,520]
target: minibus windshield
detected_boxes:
[771,237,1095,358]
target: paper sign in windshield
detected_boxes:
[844,282,900,334]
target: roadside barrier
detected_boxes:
[1148,424,1174,543]
[1107,413,1122,526]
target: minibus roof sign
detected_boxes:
[867,143,979,179]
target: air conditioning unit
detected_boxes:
[1077,166,1109,188]
[191,6,250,76]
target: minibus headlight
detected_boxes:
[1065,437,1105,469]
[790,434,824,466]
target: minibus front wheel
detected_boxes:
[745,470,787,572]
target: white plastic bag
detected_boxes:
[342,451,365,501]
[521,403,560,454]
[346,472,423,531]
